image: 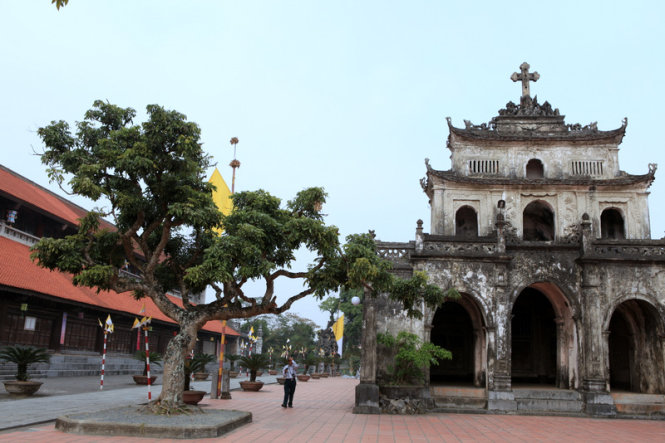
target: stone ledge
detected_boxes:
[55,406,251,439]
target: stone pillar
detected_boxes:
[415,219,424,253]
[495,213,506,254]
[579,261,616,417]
[487,290,517,412]
[431,188,445,235]
[354,290,380,414]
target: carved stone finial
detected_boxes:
[416,219,423,228]
[368,229,376,239]
[424,158,432,171]
[510,62,540,99]
[649,163,658,174]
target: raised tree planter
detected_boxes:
[319,373,329,378]
[276,377,286,385]
[239,381,264,391]
[310,374,321,380]
[228,371,239,378]
[297,374,310,382]
[132,375,157,385]
[268,370,277,375]
[182,390,206,405]
[193,372,209,381]
[3,380,43,397]
[255,371,263,377]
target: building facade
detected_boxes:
[356,64,665,417]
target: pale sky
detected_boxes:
[2,2,664,328]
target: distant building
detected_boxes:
[0,165,239,376]
[357,64,665,417]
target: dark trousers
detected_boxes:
[283,379,296,406]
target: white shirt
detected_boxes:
[282,361,298,379]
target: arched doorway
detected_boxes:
[455,206,478,238]
[600,208,625,239]
[430,294,486,386]
[511,287,557,385]
[608,299,665,393]
[523,200,555,241]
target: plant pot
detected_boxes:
[239,381,264,391]
[297,374,310,382]
[193,372,209,381]
[319,373,329,378]
[310,374,321,379]
[256,371,263,377]
[3,381,43,397]
[132,375,157,385]
[268,370,277,375]
[229,370,239,378]
[276,377,286,385]
[182,390,206,405]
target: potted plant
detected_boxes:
[182,353,211,405]
[304,353,320,379]
[226,354,240,378]
[0,345,50,397]
[239,353,269,391]
[191,353,216,381]
[132,350,162,385]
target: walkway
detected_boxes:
[1,377,665,442]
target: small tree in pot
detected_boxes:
[226,354,241,377]
[239,354,269,391]
[0,345,50,396]
[132,351,162,385]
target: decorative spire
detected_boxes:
[510,62,540,100]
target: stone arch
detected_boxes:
[510,282,579,389]
[605,297,665,394]
[429,292,487,387]
[455,206,478,238]
[600,207,626,239]
[523,200,555,241]
[526,159,544,178]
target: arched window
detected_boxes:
[526,159,544,178]
[601,208,625,239]
[455,206,478,238]
[523,200,554,241]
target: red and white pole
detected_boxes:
[100,330,108,390]
[144,326,151,401]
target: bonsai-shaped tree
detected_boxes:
[133,350,163,376]
[226,354,241,371]
[239,354,270,382]
[32,101,455,410]
[377,331,452,385]
[0,345,51,381]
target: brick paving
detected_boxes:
[1,377,664,442]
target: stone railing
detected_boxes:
[0,222,40,246]
[422,241,496,255]
[376,242,413,264]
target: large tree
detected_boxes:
[32,100,453,410]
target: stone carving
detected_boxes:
[510,62,540,99]
[561,223,582,244]
[567,122,598,132]
[496,96,560,117]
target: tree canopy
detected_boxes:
[32,100,454,409]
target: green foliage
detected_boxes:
[133,351,163,376]
[258,313,318,353]
[0,346,51,381]
[239,354,270,382]
[225,354,241,370]
[52,0,69,10]
[303,353,319,374]
[377,331,452,385]
[319,288,363,358]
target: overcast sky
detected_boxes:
[2,2,664,328]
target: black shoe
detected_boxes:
[281,404,287,408]
[288,404,293,408]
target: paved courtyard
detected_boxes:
[1,376,664,442]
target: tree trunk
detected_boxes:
[156,320,198,407]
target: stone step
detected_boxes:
[430,386,487,410]
[611,392,665,417]
[513,388,583,413]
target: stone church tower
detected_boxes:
[355,63,665,417]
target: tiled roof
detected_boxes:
[0,236,238,336]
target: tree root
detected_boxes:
[138,400,204,416]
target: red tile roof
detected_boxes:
[0,236,238,336]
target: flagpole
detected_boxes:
[144,325,152,401]
[216,136,239,399]
[100,330,107,390]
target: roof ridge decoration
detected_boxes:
[445,63,627,140]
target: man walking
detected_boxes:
[281,356,298,408]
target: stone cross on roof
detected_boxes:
[510,62,540,98]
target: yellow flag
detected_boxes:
[332,314,344,357]
[208,167,233,235]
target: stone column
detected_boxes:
[354,290,380,414]
[487,286,517,412]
